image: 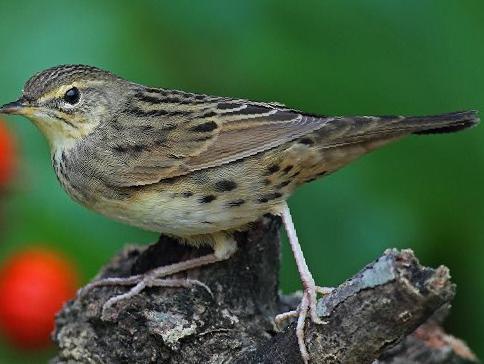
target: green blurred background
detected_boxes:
[0,0,483,362]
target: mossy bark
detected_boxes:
[51,216,477,364]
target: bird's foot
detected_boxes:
[80,272,212,321]
[78,253,223,320]
[275,285,333,363]
[277,202,337,363]
[78,235,237,321]
[100,276,210,320]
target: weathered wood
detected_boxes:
[51,215,477,364]
[376,320,478,364]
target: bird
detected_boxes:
[0,64,478,363]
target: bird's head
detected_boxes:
[0,64,129,149]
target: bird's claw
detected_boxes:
[275,286,333,363]
[78,274,213,321]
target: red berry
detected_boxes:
[0,119,15,187]
[0,248,78,349]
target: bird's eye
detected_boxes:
[63,87,80,105]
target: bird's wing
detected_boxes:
[97,96,331,187]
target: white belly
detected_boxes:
[91,190,278,237]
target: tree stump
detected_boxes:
[51,215,477,364]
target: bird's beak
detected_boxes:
[0,98,30,115]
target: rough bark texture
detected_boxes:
[376,320,478,364]
[51,215,477,364]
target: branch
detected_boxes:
[51,216,477,363]
[376,320,478,364]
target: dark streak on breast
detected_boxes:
[266,164,280,175]
[257,192,282,203]
[214,179,237,192]
[154,138,166,146]
[282,165,293,174]
[200,195,216,203]
[306,171,327,183]
[227,199,245,207]
[276,180,291,188]
[52,150,88,202]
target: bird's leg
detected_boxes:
[275,202,333,364]
[79,234,237,320]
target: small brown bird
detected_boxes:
[0,65,478,363]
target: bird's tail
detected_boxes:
[290,110,479,185]
[316,110,479,148]
[407,110,479,135]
